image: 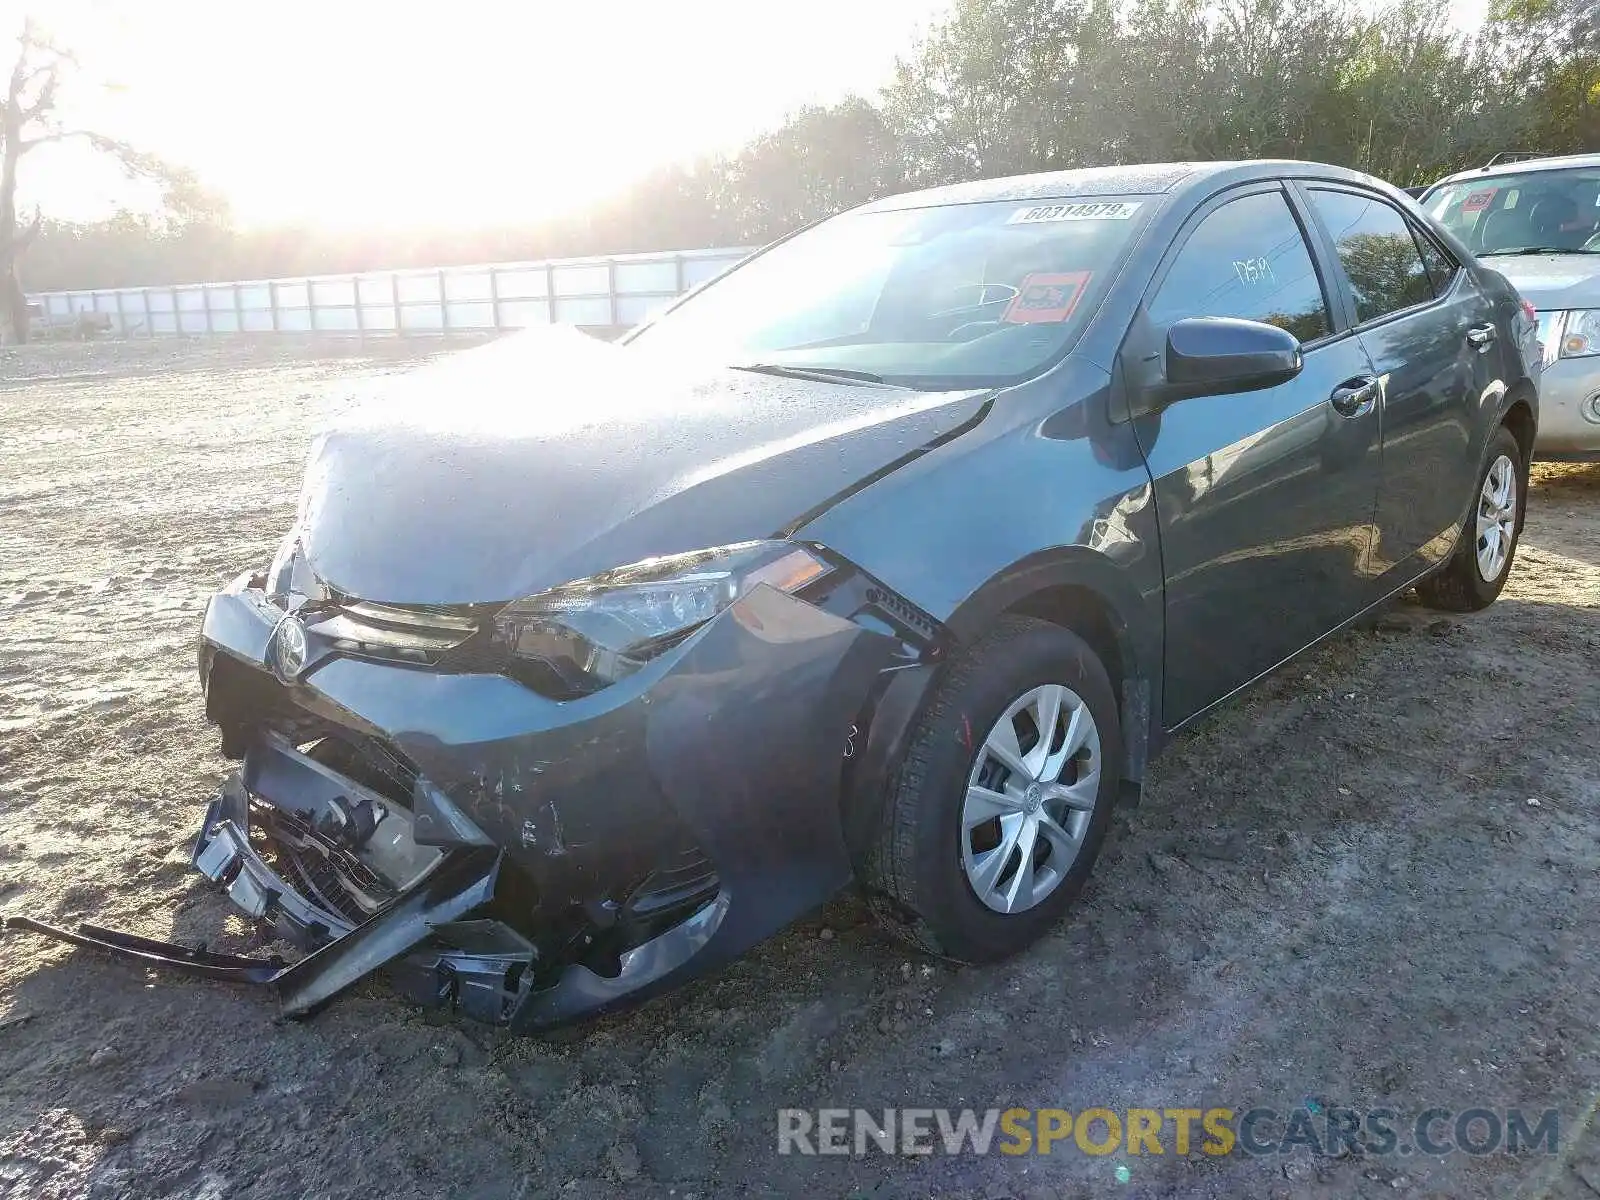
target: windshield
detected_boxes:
[1424,168,1600,255]
[628,197,1151,388]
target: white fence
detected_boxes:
[26,246,753,337]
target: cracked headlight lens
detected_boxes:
[493,541,831,691]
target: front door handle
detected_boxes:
[1466,324,1497,351]
[1329,376,1380,417]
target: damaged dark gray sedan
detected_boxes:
[15,160,1539,1030]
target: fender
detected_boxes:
[802,360,1168,837]
[836,545,1162,869]
[943,546,1165,780]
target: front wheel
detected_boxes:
[1417,425,1525,612]
[864,615,1121,963]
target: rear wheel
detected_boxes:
[1418,425,1525,612]
[864,615,1121,962]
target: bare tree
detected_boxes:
[0,16,165,343]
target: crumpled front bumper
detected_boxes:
[11,569,923,1030]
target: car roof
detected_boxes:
[855,160,1393,213]
[1427,152,1600,192]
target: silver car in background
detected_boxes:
[1422,152,1600,460]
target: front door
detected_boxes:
[1301,185,1491,581]
[1129,185,1384,726]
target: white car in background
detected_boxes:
[1422,152,1600,460]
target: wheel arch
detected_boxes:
[1500,385,1536,533]
[943,546,1160,785]
[836,547,1161,874]
[1501,388,1536,467]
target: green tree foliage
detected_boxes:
[711,99,907,240]
[884,0,1111,181]
[19,0,1600,292]
[1492,0,1600,150]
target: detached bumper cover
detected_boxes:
[2,917,286,985]
[11,571,919,1029]
[7,790,501,1023]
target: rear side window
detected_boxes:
[1307,189,1434,322]
[1149,190,1331,343]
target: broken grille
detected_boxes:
[248,801,397,927]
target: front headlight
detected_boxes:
[493,540,832,693]
[1559,309,1600,359]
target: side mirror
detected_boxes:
[1164,316,1303,397]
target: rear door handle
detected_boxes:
[1329,376,1380,418]
[1466,324,1497,351]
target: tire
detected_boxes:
[1417,425,1526,612]
[864,615,1122,963]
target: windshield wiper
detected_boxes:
[730,362,889,386]
[1480,246,1600,256]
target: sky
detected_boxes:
[11,0,1494,231]
[13,0,947,229]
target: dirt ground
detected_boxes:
[0,337,1596,1200]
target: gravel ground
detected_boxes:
[0,338,1596,1200]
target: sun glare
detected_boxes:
[15,0,940,229]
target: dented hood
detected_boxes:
[296,327,991,605]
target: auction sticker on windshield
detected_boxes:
[1002,272,1092,324]
[1463,188,1497,213]
[1008,201,1142,224]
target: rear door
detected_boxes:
[1300,185,1491,582]
[1128,183,1384,726]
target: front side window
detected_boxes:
[1424,168,1600,255]
[1148,190,1331,343]
[629,197,1151,388]
[1308,189,1433,324]
[1414,231,1459,295]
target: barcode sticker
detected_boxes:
[1007,201,1142,224]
